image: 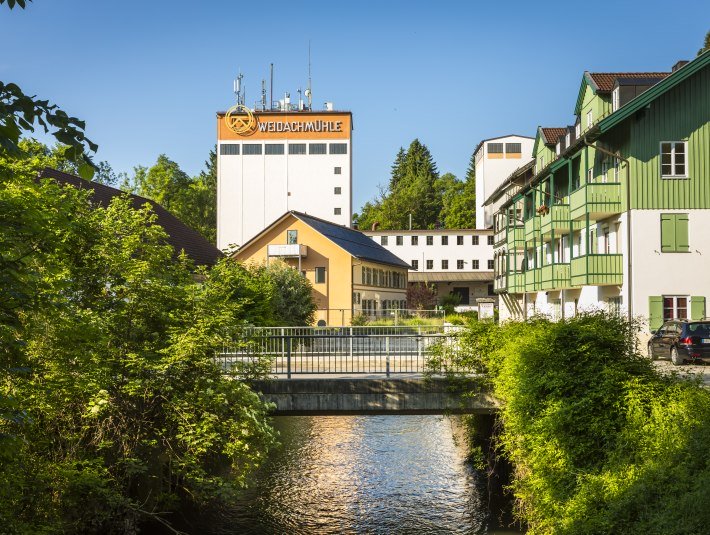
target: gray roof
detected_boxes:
[292,212,411,269]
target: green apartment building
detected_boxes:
[489,51,710,332]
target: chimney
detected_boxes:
[672,60,689,72]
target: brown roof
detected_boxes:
[540,127,567,145]
[587,72,670,92]
[40,168,222,266]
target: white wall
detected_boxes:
[475,135,535,229]
[217,139,352,250]
[364,230,494,273]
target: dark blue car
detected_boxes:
[648,320,710,365]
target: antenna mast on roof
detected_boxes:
[233,71,244,105]
[305,41,312,110]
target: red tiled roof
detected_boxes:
[588,72,670,92]
[540,127,567,145]
[40,168,222,266]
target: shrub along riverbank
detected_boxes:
[452,314,710,534]
[0,161,316,533]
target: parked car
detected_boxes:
[648,320,710,365]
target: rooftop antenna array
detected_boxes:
[233,72,244,105]
[305,41,313,110]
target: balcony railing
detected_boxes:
[508,272,526,293]
[570,254,623,286]
[540,263,571,290]
[267,244,308,257]
[540,204,583,239]
[569,183,622,221]
[494,227,506,247]
[524,268,540,292]
[506,226,525,250]
[524,216,541,242]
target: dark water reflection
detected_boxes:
[194,416,521,534]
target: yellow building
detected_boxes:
[233,211,410,325]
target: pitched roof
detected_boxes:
[472,134,534,157]
[540,127,567,145]
[40,168,222,266]
[587,71,670,92]
[291,212,411,269]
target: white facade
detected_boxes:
[216,110,352,250]
[364,229,496,306]
[474,135,535,229]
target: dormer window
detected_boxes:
[586,110,593,129]
[575,122,581,137]
[540,156,545,170]
[612,87,620,111]
[556,142,561,155]
[565,132,571,146]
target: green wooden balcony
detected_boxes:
[506,226,525,250]
[508,273,525,293]
[540,204,583,240]
[524,216,540,242]
[569,183,622,221]
[570,254,623,286]
[540,263,571,290]
[524,268,540,292]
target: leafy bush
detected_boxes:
[456,313,710,534]
[440,292,461,315]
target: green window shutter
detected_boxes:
[675,214,689,252]
[649,296,664,331]
[691,296,706,321]
[660,214,676,252]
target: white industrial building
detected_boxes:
[216,102,352,250]
[364,229,496,308]
[474,134,534,229]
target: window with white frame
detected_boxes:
[660,142,687,178]
[586,110,593,129]
[575,122,581,137]
[614,158,620,181]
[612,87,620,111]
[457,259,464,269]
[426,259,433,270]
[472,259,479,269]
[601,160,608,183]
[587,167,593,183]
[663,296,688,321]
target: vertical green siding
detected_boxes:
[691,296,706,320]
[613,67,710,209]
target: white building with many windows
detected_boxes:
[364,229,496,308]
[216,107,352,250]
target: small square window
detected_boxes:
[472,236,479,245]
[396,236,403,246]
[381,236,388,246]
[457,260,464,269]
[334,167,342,175]
[488,260,494,270]
[487,236,494,245]
[315,267,326,284]
[411,259,419,270]
[334,187,341,195]
[426,236,433,246]
[442,236,448,245]
[457,236,464,245]
[334,208,342,215]
[441,260,449,270]
[472,260,479,269]
[411,236,419,246]
[426,260,433,270]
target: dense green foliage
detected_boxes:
[451,314,710,534]
[355,140,477,230]
[0,157,316,532]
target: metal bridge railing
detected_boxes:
[216,329,463,378]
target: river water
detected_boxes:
[192,415,520,534]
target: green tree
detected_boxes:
[699,29,710,56]
[440,151,476,228]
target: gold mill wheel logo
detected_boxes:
[224,104,257,135]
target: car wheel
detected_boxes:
[647,342,656,360]
[671,346,683,366]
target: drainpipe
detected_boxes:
[583,135,632,324]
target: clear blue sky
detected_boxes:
[2,0,707,211]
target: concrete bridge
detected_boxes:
[220,326,498,415]
[249,377,499,415]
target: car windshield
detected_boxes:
[686,322,710,336]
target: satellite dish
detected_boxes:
[304,89,311,97]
